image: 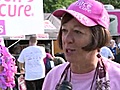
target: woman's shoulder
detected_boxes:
[43,62,69,89]
[105,59,120,89]
[48,62,69,75]
[104,59,120,76]
[46,53,52,57]
[45,62,69,80]
[107,59,120,68]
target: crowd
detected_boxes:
[0,36,66,90]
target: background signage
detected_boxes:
[0,0,44,36]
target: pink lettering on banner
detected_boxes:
[0,20,6,35]
[4,0,33,2]
[5,0,22,2]
[0,0,33,17]
[28,0,33,2]
[37,34,49,39]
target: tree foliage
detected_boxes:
[43,0,120,13]
[98,0,120,9]
[43,0,75,13]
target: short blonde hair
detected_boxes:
[29,36,37,44]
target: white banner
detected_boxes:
[10,35,25,40]
[0,0,44,36]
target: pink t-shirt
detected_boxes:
[42,59,120,90]
[43,53,53,64]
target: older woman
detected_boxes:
[42,0,120,90]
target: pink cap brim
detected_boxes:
[53,9,97,27]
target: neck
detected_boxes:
[71,61,98,74]
[70,51,99,74]
[29,44,36,46]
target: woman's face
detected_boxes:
[61,18,92,63]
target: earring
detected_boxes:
[97,49,101,58]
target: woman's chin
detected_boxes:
[65,57,74,63]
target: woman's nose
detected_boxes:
[64,32,74,44]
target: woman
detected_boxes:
[42,0,120,90]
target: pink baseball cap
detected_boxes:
[53,0,110,29]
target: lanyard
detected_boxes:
[56,58,110,90]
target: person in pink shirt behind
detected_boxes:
[44,48,54,74]
[42,0,120,90]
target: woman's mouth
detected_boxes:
[66,48,75,53]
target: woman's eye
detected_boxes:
[62,29,67,33]
[74,30,82,34]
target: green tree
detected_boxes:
[43,0,120,13]
[99,0,120,8]
[43,0,75,13]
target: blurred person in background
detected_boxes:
[100,46,115,60]
[18,36,46,90]
[53,56,66,66]
[44,47,54,74]
[109,39,117,56]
